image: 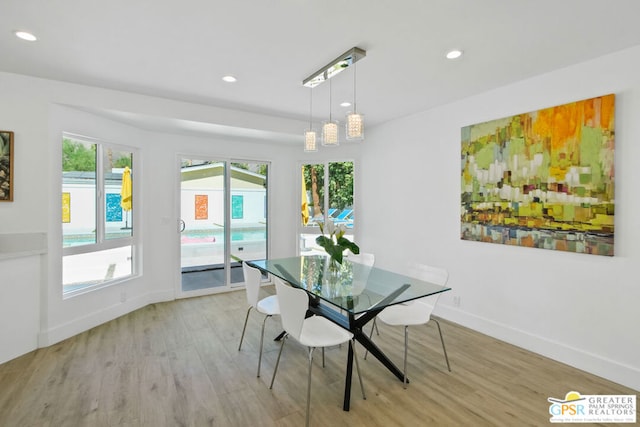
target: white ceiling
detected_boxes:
[3,0,640,141]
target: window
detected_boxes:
[62,134,137,295]
[300,161,355,253]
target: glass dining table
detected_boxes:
[248,255,451,411]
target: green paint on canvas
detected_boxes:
[563,204,575,222]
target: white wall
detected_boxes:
[361,45,640,390]
[0,71,302,357]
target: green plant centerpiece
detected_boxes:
[316,219,360,268]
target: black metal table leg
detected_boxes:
[343,338,354,411]
[354,329,408,383]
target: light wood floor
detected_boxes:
[0,288,636,427]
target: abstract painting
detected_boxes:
[461,94,615,256]
[0,130,13,201]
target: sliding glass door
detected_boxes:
[179,156,268,297]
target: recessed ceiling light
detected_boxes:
[15,31,37,42]
[446,49,463,60]
[340,101,351,108]
[222,75,237,83]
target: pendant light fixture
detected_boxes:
[304,88,318,152]
[322,78,339,146]
[346,57,364,141]
[302,47,366,151]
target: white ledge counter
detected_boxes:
[0,232,46,364]
[0,232,47,260]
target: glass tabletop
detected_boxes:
[249,255,451,315]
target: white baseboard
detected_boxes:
[436,304,640,392]
[38,289,175,348]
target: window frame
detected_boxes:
[62,132,140,297]
[299,159,356,254]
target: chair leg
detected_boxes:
[433,318,451,372]
[306,347,315,427]
[270,335,287,389]
[350,340,366,400]
[257,314,271,377]
[238,306,253,351]
[322,347,325,367]
[403,325,409,389]
[363,318,377,360]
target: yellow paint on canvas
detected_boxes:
[592,214,614,226]
[551,204,563,217]
[530,203,543,217]
[548,166,567,181]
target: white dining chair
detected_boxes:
[345,251,375,267]
[345,251,379,335]
[238,261,280,378]
[368,263,451,388]
[270,277,366,427]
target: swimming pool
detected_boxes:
[63,228,266,247]
[181,228,266,243]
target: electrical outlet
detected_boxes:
[453,296,461,307]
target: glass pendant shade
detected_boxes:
[322,120,339,146]
[346,112,364,140]
[304,129,318,152]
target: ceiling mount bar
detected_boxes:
[303,47,366,88]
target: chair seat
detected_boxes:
[256,295,280,316]
[377,300,431,326]
[298,315,354,348]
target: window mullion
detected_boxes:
[324,161,330,223]
[95,144,105,243]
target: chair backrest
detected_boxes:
[408,263,449,315]
[274,277,308,341]
[408,263,448,287]
[346,251,375,267]
[242,261,263,308]
[346,252,374,296]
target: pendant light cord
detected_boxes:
[329,78,333,121]
[353,58,357,113]
[309,88,313,128]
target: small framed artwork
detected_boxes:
[195,194,208,220]
[0,130,13,202]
